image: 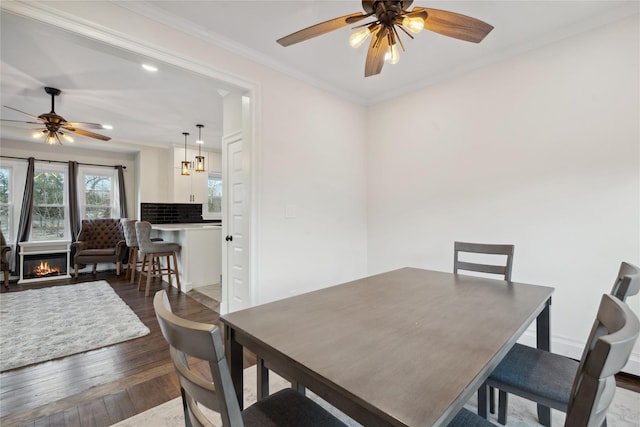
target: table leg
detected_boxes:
[536,298,552,426]
[478,382,489,418]
[257,358,269,400]
[225,324,244,409]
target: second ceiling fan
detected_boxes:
[277,0,494,77]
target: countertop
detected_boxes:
[151,223,222,231]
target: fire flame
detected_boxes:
[34,261,61,277]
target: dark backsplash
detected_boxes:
[141,203,204,224]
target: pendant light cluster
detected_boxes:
[180,124,207,176]
[195,124,205,173]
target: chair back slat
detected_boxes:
[456,261,508,276]
[454,241,514,281]
[154,291,244,427]
[566,294,640,427]
[611,262,640,302]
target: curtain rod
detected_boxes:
[0,155,126,169]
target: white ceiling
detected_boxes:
[1,1,637,153]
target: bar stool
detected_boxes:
[121,219,163,284]
[135,221,181,297]
[120,219,140,284]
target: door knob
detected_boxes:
[225,235,233,242]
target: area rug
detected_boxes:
[0,281,150,372]
[111,367,639,427]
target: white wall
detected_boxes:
[366,16,640,373]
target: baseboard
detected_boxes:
[518,329,640,376]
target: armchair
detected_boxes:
[1,230,11,288]
[73,219,126,278]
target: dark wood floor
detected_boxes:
[0,272,252,427]
[1,272,639,427]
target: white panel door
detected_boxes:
[223,131,250,312]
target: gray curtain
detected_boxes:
[68,161,81,242]
[117,165,128,218]
[14,157,35,272]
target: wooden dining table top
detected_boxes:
[221,267,554,426]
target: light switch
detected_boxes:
[285,204,297,219]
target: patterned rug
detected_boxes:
[0,281,150,372]
[111,367,640,427]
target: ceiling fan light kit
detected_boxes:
[277,0,494,77]
[2,86,111,145]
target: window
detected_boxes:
[80,168,119,219]
[0,167,12,238]
[207,173,222,216]
[31,165,68,240]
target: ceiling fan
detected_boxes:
[277,0,494,77]
[2,86,111,145]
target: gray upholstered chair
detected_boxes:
[135,221,181,297]
[454,241,515,414]
[152,290,348,427]
[457,293,638,427]
[490,261,640,426]
[120,219,142,285]
[120,219,138,284]
[1,230,11,288]
[454,241,515,280]
[485,284,640,427]
[121,219,164,285]
[73,219,126,278]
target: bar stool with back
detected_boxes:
[135,221,181,297]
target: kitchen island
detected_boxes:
[151,223,221,292]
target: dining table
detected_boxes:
[221,267,554,426]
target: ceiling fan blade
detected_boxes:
[64,127,111,141]
[2,105,42,121]
[64,121,105,129]
[277,12,370,46]
[365,28,389,77]
[0,119,42,125]
[415,7,494,43]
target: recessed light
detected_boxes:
[102,124,113,130]
[142,64,158,72]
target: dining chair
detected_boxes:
[610,261,640,302]
[454,241,515,414]
[136,221,181,297]
[152,290,348,427]
[454,241,515,280]
[490,261,640,426]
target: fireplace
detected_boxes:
[19,240,71,284]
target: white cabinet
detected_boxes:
[151,224,222,292]
[171,147,209,204]
[173,168,208,203]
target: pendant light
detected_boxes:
[181,132,190,176]
[195,124,205,173]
